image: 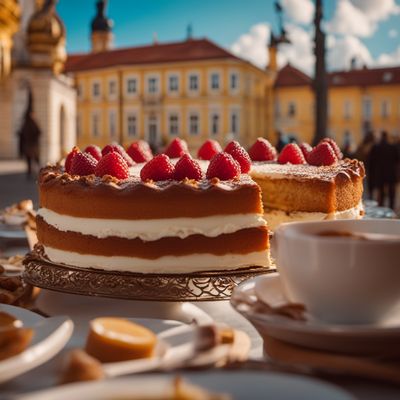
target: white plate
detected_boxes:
[231,273,400,356]
[0,304,73,384]
[17,371,354,400]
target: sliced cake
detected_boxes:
[36,146,270,273]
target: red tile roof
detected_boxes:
[274,64,312,87]
[328,66,400,87]
[65,38,241,72]
[275,63,400,88]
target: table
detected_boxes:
[1,237,400,399]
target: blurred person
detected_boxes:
[18,110,41,179]
[275,131,288,152]
[341,131,354,158]
[369,131,399,210]
[354,131,376,199]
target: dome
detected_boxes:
[91,0,113,33]
[26,0,66,73]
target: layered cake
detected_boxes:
[248,138,365,230]
[36,144,270,273]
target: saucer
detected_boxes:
[0,304,73,384]
[231,273,400,356]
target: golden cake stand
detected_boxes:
[23,245,274,302]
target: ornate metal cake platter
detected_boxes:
[23,245,275,302]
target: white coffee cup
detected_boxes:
[275,219,400,324]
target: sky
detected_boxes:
[57,0,400,75]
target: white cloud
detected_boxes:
[230,22,315,75]
[350,0,400,22]
[327,35,373,70]
[389,29,398,38]
[230,23,270,69]
[280,0,315,25]
[376,46,400,66]
[278,23,315,75]
[326,0,375,37]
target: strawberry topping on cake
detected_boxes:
[102,143,135,167]
[174,154,203,181]
[197,139,222,160]
[127,140,153,163]
[206,152,241,180]
[140,154,175,182]
[95,152,129,179]
[65,146,80,173]
[299,142,313,160]
[70,151,98,176]
[278,143,306,165]
[308,142,338,166]
[248,138,277,161]
[224,141,252,173]
[84,145,102,161]
[321,138,343,160]
[164,138,189,158]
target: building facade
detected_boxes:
[0,0,76,163]
[65,1,275,153]
[274,64,400,147]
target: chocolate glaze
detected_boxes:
[39,166,263,219]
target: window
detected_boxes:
[344,100,352,119]
[127,114,137,137]
[188,74,199,91]
[288,102,296,117]
[168,75,179,92]
[189,113,199,135]
[127,78,137,94]
[109,80,117,97]
[210,113,220,135]
[381,100,390,118]
[230,72,239,91]
[92,82,100,98]
[210,73,220,90]
[230,110,240,136]
[91,112,100,137]
[148,77,158,94]
[109,110,116,138]
[362,98,372,120]
[169,114,179,135]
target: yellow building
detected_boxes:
[65,1,275,153]
[274,64,400,147]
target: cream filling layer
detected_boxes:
[265,201,364,230]
[43,246,271,273]
[38,208,267,241]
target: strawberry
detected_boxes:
[248,138,277,161]
[164,138,189,158]
[70,151,98,176]
[197,139,222,160]
[321,138,343,160]
[140,154,175,182]
[174,154,203,181]
[206,152,241,180]
[308,142,338,166]
[127,140,153,163]
[95,152,129,179]
[65,146,79,173]
[84,145,102,161]
[224,141,252,173]
[299,142,313,160]
[102,143,135,167]
[278,143,306,165]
